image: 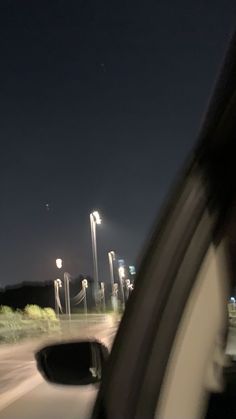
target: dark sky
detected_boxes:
[0,0,236,286]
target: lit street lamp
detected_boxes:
[56,258,63,269]
[55,258,63,316]
[90,211,102,303]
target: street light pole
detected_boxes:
[118,266,125,310]
[54,280,59,316]
[64,272,71,320]
[82,279,88,316]
[90,211,101,303]
[108,251,117,311]
[108,251,115,288]
[55,259,63,316]
[112,283,119,312]
[101,282,106,312]
[54,278,62,317]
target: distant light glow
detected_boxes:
[56,258,63,269]
[230,297,236,303]
[92,211,102,225]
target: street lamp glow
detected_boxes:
[82,278,88,289]
[56,258,63,269]
[92,211,102,225]
[56,278,62,287]
[109,251,115,260]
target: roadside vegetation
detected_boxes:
[0,305,60,343]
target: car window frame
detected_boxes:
[93,164,216,419]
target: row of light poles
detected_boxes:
[54,210,134,316]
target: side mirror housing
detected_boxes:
[35,340,109,386]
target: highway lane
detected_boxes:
[1,318,236,418]
[0,315,118,419]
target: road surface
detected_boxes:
[2,318,235,419]
[0,315,118,419]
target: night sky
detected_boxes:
[0,0,236,286]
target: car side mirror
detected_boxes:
[35,340,109,386]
